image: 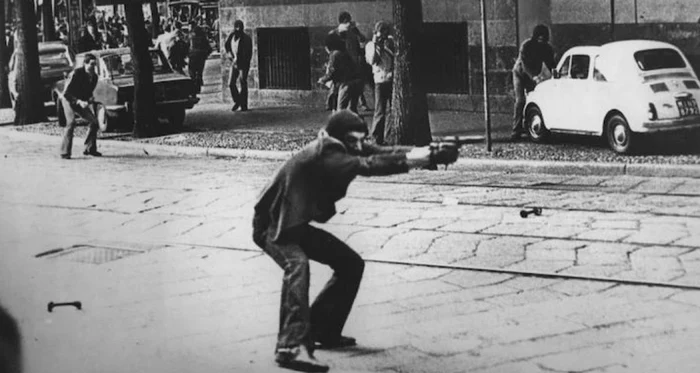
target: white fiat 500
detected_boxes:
[524,40,700,154]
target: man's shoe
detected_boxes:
[83,150,102,157]
[314,335,357,350]
[231,103,240,112]
[275,345,329,372]
[60,154,70,159]
[240,106,248,112]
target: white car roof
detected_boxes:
[563,39,693,82]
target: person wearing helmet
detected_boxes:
[252,110,458,372]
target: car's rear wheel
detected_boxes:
[605,113,636,154]
[525,105,550,143]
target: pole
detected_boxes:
[480,0,492,152]
[610,0,615,41]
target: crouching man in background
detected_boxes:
[252,110,458,372]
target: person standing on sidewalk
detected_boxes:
[187,22,213,94]
[511,24,555,140]
[364,21,395,145]
[318,33,363,113]
[224,20,253,112]
[60,53,101,159]
[329,11,370,112]
[252,110,458,372]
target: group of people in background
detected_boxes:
[318,11,396,145]
[66,12,215,95]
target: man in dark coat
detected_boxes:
[252,110,458,372]
[77,19,103,53]
[188,22,212,94]
[318,33,363,113]
[60,53,100,159]
[224,20,253,111]
[511,24,555,140]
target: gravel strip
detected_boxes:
[12,121,700,165]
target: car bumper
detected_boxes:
[103,97,200,114]
[641,116,700,132]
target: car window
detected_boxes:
[593,55,607,82]
[104,51,172,78]
[558,56,571,78]
[570,55,590,79]
[634,48,686,71]
[39,50,71,68]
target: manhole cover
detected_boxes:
[36,245,143,265]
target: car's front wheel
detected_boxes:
[168,107,186,129]
[525,105,550,143]
[605,113,636,154]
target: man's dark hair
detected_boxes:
[325,110,368,140]
[324,33,345,52]
[234,20,244,29]
[532,24,550,42]
[83,53,97,63]
[338,11,352,24]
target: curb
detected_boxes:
[3,128,700,178]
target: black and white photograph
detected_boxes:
[1,0,700,372]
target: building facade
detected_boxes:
[219,0,700,113]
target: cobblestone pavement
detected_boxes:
[1,130,699,373]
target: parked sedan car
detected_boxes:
[524,40,700,154]
[8,41,75,108]
[52,47,199,131]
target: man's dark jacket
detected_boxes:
[515,38,556,77]
[224,31,253,70]
[254,132,411,242]
[62,67,97,108]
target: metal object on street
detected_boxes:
[48,301,82,312]
[520,207,543,218]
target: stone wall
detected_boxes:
[219,0,700,112]
[219,0,518,112]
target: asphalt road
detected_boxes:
[1,129,699,372]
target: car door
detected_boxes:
[537,55,571,131]
[576,55,611,134]
[556,54,591,131]
[93,57,118,106]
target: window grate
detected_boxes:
[258,27,311,90]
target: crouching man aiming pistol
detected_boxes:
[252,110,458,372]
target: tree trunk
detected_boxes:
[14,0,46,125]
[0,0,11,108]
[124,2,157,138]
[149,1,159,39]
[386,0,432,146]
[42,0,56,41]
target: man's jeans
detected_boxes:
[337,79,364,113]
[228,66,249,109]
[511,65,536,135]
[253,216,365,351]
[60,97,99,156]
[370,81,392,145]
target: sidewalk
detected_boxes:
[4,99,700,179]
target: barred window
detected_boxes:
[258,27,311,90]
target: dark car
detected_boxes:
[9,41,75,108]
[52,47,199,131]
